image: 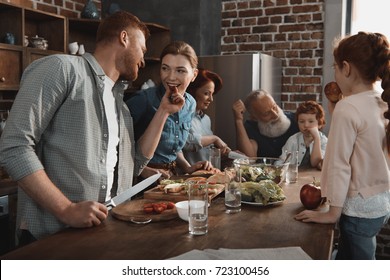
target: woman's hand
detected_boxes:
[184,161,213,174]
[160,86,185,114]
[214,137,231,155]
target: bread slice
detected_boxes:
[163,183,185,193]
[207,172,230,184]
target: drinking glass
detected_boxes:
[209,146,221,169]
[224,167,241,213]
[286,150,299,184]
[187,181,208,235]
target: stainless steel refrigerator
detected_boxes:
[198,53,282,150]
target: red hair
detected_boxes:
[295,100,326,127]
[187,68,223,97]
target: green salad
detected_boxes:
[240,165,284,184]
[240,180,286,205]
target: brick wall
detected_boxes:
[4,0,101,18]
[9,0,325,111]
[3,0,390,260]
[221,0,324,111]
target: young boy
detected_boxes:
[280,101,327,170]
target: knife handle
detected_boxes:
[104,201,115,211]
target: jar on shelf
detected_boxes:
[81,0,100,19]
[24,35,29,47]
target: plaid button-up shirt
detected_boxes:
[0,53,149,239]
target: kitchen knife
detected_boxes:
[105,172,161,210]
[228,151,248,160]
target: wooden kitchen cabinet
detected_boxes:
[0,2,65,52]
[67,18,100,54]
[0,45,23,91]
[0,1,65,107]
[24,8,66,53]
[0,1,171,104]
[24,48,62,68]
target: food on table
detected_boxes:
[240,179,286,205]
[206,172,230,184]
[185,177,222,195]
[160,178,185,185]
[324,81,343,103]
[163,183,185,193]
[300,180,323,210]
[157,176,223,195]
[191,169,219,175]
[143,201,175,214]
[157,178,184,191]
[239,164,284,184]
[184,177,208,183]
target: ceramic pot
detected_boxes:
[78,44,85,55]
[42,39,48,50]
[81,0,100,19]
[24,35,29,47]
[30,36,46,49]
[3,32,15,45]
[68,41,79,55]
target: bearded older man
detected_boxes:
[232,89,299,158]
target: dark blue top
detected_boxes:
[126,84,196,164]
[244,111,299,158]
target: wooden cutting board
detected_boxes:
[111,199,178,223]
[143,183,225,203]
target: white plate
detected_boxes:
[241,200,284,206]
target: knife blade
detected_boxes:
[105,172,161,210]
[228,151,248,160]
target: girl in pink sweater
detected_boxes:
[295,32,390,260]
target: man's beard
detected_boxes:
[257,107,291,138]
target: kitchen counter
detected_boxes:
[1,168,334,260]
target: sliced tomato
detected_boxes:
[166,202,175,209]
[143,207,154,214]
[153,204,164,214]
[159,203,168,210]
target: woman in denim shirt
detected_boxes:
[127,41,213,179]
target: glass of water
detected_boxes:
[187,181,208,235]
[209,146,221,170]
[224,167,241,213]
[286,150,299,184]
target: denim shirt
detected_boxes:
[126,84,196,164]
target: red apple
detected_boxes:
[300,182,322,210]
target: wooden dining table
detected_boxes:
[1,168,334,260]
